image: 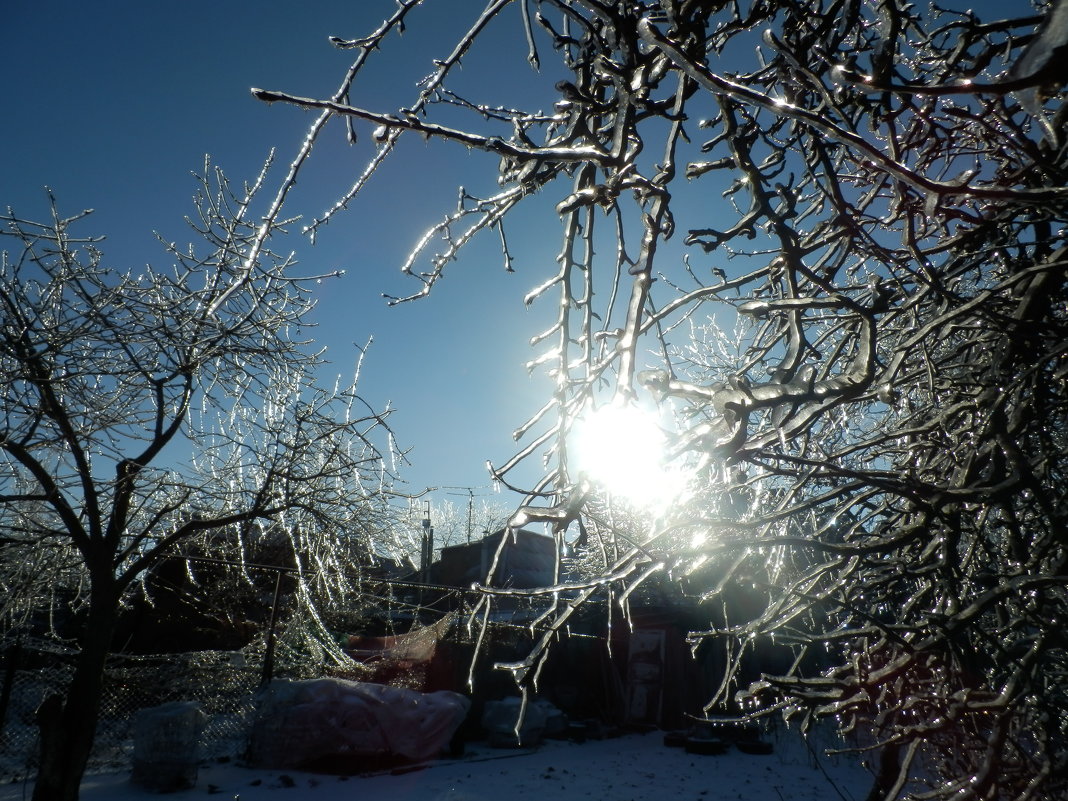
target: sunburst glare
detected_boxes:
[570,398,687,511]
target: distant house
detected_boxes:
[342,528,559,703]
[347,528,718,729]
[431,528,557,589]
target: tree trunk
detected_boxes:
[864,742,902,801]
[33,580,119,801]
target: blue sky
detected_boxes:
[2,1,561,506]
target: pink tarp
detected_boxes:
[246,678,470,768]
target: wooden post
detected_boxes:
[0,637,21,739]
[260,570,284,687]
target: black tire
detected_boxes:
[736,739,774,755]
[684,737,729,755]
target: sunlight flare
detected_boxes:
[571,398,686,510]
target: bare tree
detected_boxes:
[430,496,513,550]
[0,161,400,801]
[254,1,1067,798]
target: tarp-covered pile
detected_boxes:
[246,678,469,769]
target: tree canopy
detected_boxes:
[0,163,402,801]
[253,1,1067,798]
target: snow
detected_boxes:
[0,726,875,801]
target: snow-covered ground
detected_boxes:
[1,725,875,801]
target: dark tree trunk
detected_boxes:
[865,742,902,801]
[33,579,119,801]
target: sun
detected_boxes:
[570,398,686,510]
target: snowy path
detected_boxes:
[1,728,874,801]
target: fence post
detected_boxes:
[260,570,284,687]
[0,636,21,739]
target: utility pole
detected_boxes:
[466,488,473,544]
[420,499,434,583]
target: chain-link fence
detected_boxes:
[0,645,263,784]
[0,598,608,785]
[0,612,460,786]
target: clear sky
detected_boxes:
[2,1,562,511]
